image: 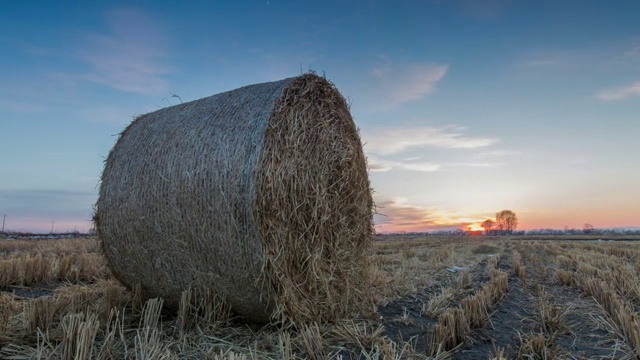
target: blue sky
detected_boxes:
[1,0,639,232]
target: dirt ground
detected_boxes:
[376,238,638,359]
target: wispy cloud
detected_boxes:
[375,198,436,231]
[374,197,487,233]
[77,8,170,94]
[371,60,448,106]
[368,155,440,172]
[618,45,640,63]
[473,150,517,158]
[363,125,497,155]
[363,125,500,172]
[368,155,498,173]
[448,162,498,168]
[595,81,640,101]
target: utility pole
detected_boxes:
[50,220,54,234]
[1,214,5,232]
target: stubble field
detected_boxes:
[1,235,639,359]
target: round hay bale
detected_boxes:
[95,73,373,323]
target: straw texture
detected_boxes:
[95,74,373,323]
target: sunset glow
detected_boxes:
[467,224,485,232]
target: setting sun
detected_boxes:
[467,224,485,232]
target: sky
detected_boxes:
[1,0,639,233]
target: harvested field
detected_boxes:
[1,235,639,359]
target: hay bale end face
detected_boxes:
[95,74,373,323]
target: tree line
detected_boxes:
[480,210,518,235]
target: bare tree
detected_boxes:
[481,219,495,235]
[496,210,518,234]
[583,223,594,234]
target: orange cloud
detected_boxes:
[374,198,487,233]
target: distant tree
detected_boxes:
[583,223,594,234]
[496,210,518,234]
[481,219,495,235]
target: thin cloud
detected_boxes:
[375,198,436,230]
[368,155,499,173]
[595,81,640,101]
[364,125,500,172]
[367,156,393,172]
[474,150,517,158]
[448,162,498,168]
[77,8,170,94]
[618,45,640,63]
[371,61,448,106]
[363,125,497,155]
[374,197,488,233]
[368,155,440,173]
